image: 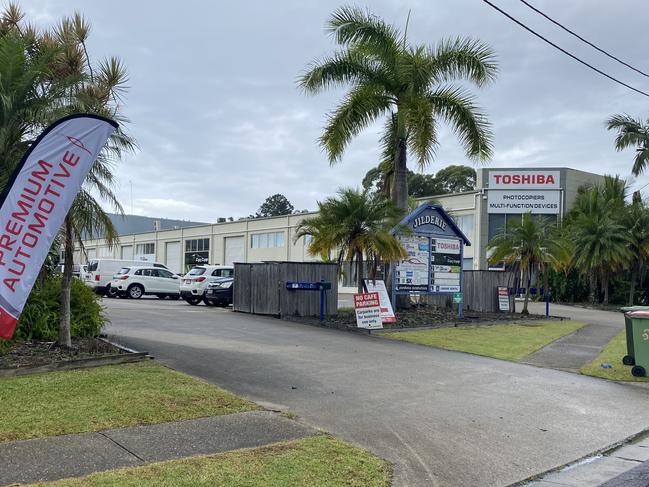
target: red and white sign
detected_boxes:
[434,238,461,254]
[0,114,117,340]
[353,292,383,329]
[363,279,396,323]
[488,170,560,189]
[498,286,510,312]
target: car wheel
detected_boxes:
[204,298,217,306]
[184,296,201,305]
[128,284,144,299]
[106,286,118,298]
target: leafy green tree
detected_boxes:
[256,194,295,217]
[299,6,496,210]
[488,214,555,315]
[295,188,406,293]
[607,114,649,176]
[434,165,476,193]
[0,5,135,346]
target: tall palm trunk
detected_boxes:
[602,271,610,306]
[59,216,73,348]
[521,264,531,315]
[629,267,637,306]
[589,271,597,304]
[356,249,364,294]
[391,110,408,211]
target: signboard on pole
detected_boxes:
[363,279,396,323]
[353,292,383,329]
[497,286,510,312]
[0,114,117,340]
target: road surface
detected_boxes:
[103,298,649,486]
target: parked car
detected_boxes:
[180,265,234,305]
[84,259,172,295]
[55,263,88,278]
[203,277,234,307]
[110,266,181,299]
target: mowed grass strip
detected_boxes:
[378,320,585,361]
[580,331,649,382]
[32,435,391,487]
[0,362,256,442]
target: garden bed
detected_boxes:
[285,304,553,332]
[0,337,145,376]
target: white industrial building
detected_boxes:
[76,167,604,288]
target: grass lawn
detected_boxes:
[580,331,649,382]
[378,320,585,362]
[33,435,391,487]
[0,362,256,442]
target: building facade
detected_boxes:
[76,167,604,287]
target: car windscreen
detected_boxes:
[87,261,98,272]
[116,267,130,275]
[187,267,206,276]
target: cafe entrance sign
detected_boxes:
[392,204,471,318]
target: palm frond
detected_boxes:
[429,85,492,161]
[320,83,391,163]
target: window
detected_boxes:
[98,246,113,258]
[116,267,130,275]
[188,267,206,276]
[136,243,155,255]
[303,234,313,246]
[185,238,209,252]
[212,268,234,277]
[251,232,285,249]
[158,269,174,278]
[452,214,475,243]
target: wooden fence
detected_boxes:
[462,270,516,312]
[233,261,338,317]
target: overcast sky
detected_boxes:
[22,0,649,221]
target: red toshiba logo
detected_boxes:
[493,174,556,185]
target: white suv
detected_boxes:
[180,265,234,305]
[110,266,181,300]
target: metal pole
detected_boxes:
[458,239,464,320]
[320,285,325,322]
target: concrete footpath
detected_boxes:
[523,432,649,486]
[0,411,316,485]
[522,303,624,371]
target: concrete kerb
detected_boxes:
[511,427,649,486]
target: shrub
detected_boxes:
[15,277,105,341]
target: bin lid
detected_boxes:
[621,306,649,312]
[627,310,649,318]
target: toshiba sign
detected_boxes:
[488,170,560,189]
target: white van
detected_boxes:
[84,259,171,295]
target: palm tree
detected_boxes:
[0,6,135,346]
[0,34,76,186]
[607,114,649,176]
[567,178,632,305]
[295,188,406,293]
[624,202,649,305]
[488,214,554,315]
[298,6,496,210]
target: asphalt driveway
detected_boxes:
[103,298,649,487]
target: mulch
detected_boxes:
[285,304,549,332]
[0,338,126,369]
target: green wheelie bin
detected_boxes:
[620,306,649,365]
[620,306,649,366]
[624,310,649,377]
